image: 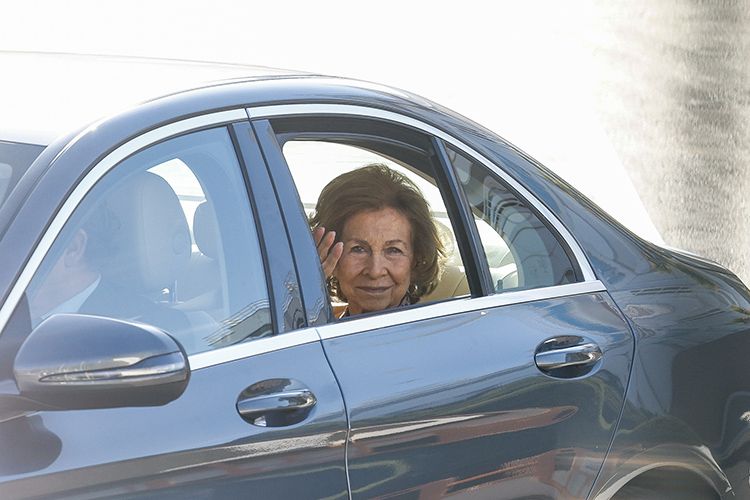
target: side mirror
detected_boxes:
[13,314,190,410]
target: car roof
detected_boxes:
[0,51,306,145]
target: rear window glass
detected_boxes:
[0,140,45,209]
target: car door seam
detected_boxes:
[584,289,639,499]
[314,327,353,500]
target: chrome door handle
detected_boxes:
[535,342,602,371]
[238,390,316,415]
[237,389,316,426]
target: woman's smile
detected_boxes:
[357,285,392,294]
[334,207,414,315]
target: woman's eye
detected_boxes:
[350,245,366,253]
[386,247,405,255]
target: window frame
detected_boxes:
[0,110,303,365]
[435,138,585,291]
[257,115,486,311]
[247,104,598,331]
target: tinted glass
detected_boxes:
[445,143,578,291]
[24,127,271,354]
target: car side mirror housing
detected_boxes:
[13,313,190,410]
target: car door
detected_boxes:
[252,106,635,499]
[0,114,347,499]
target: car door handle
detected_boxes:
[535,342,602,371]
[237,388,316,427]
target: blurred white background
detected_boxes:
[5,1,748,280]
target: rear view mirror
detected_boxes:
[14,314,190,410]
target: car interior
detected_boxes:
[147,151,272,353]
[273,116,528,311]
[278,137,474,308]
[24,129,273,357]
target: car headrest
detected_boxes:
[193,201,219,259]
[102,171,191,295]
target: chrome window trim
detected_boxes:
[246,103,596,282]
[317,280,607,341]
[0,109,248,335]
[189,328,321,370]
[192,280,607,367]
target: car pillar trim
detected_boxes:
[316,280,608,341]
[0,109,249,337]
[246,103,597,283]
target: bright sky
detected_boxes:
[1,0,663,244]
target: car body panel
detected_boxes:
[441,115,750,498]
[319,291,633,499]
[591,268,750,499]
[0,340,348,499]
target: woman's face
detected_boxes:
[335,207,414,315]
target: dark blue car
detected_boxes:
[1,52,748,499]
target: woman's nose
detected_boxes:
[364,252,388,276]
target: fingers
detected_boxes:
[322,241,343,277]
[315,227,336,262]
[314,226,343,277]
[312,226,325,247]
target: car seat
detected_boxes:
[102,171,191,299]
[178,200,223,316]
[100,171,216,352]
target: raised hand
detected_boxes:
[313,226,343,278]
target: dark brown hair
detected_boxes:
[310,164,445,302]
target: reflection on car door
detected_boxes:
[0,119,348,498]
[320,290,632,498]
[0,341,348,499]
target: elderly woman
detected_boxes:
[311,164,445,317]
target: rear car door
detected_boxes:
[253,105,635,499]
[0,114,347,498]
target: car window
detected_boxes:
[443,142,578,291]
[284,142,461,268]
[24,127,272,355]
[275,121,471,317]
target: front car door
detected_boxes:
[0,112,347,498]
[252,105,635,499]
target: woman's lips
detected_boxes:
[357,286,391,295]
